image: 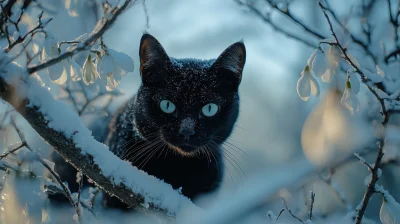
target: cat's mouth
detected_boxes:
[160,133,202,156]
[166,142,198,157]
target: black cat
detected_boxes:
[50,33,246,209]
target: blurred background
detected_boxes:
[0,0,399,223]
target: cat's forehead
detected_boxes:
[170,58,215,69]
[168,58,216,80]
[167,58,220,90]
[159,58,225,104]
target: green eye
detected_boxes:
[160,100,176,114]
[201,103,219,117]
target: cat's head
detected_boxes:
[134,33,246,156]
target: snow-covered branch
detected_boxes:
[0,62,198,219]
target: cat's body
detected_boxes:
[50,34,246,209]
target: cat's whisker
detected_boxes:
[122,134,160,159]
[124,138,161,161]
[212,136,250,161]
[233,124,250,132]
[200,146,211,165]
[220,142,250,163]
[212,135,242,144]
[219,144,247,180]
[137,142,165,170]
[120,132,158,152]
[205,144,232,183]
[157,144,168,159]
[210,141,246,182]
[128,139,163,164]
[221,148,247,180]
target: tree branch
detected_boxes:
[264,0,325,39]
[385,48,400,63]
[354,142,384,224]
[10,118,82,223]
[318,2,388,223]
[282,197,305,224]
[318,2,389,125]
[322,1,378,64]
[0,63,197,219]
[234,0,317,48]
[27,0,135,74]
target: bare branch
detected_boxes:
[281,197,305,224]
[264,0,325,39]
[27,0,136,74]
[319,169,352,211]
[322,1,378,64]
[318,1,389,125]
[10,118,82,223]
[234,0,317,48]
[354,153,373,171]
[387,0,400,44]
[354,141,384,224]
[76,171,84,215]
[0,142,24,160]
[5,11,50,52]
[317,3,388,223]
[308,191,315,220]
[385,48,400,63]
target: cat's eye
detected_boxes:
[201,103,219,117]
[160,100,176,114]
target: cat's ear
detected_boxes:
[139,33,170,84]
[211,41,246,91]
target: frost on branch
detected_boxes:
[0,61,197,218]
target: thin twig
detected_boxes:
[319,169,352,211]
[10,118,82,223]
[27,0,135,74]
[354,142,384,224]
[318,1,389,125]
[265,0,325,39]
[0,143,25,160]
[308,191,315,220]
[387,0,399,45]
[281,197,305,224]
[5,11,50,52]
[234,0,317,48]
[385,48,400,63]
[276,208,285,220]
[318,3,388,223]
[76,171,84,213]
[322,1,377,64]
[354,153,373,171]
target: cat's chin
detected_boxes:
[166,142,199,157]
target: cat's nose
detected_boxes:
[179,128,195,141]
[179,118,195,142]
